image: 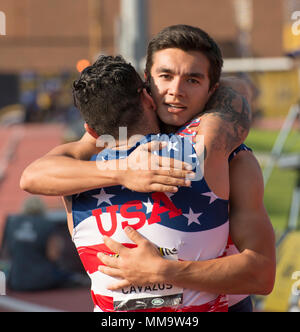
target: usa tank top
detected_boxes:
[71,117,230,312]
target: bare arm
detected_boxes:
[20,132,112,196]
[166,152,275,294]
[227,151,276,292]
[20,133,193,196]
[163,151,275,295]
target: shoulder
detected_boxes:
[229,148,261,176]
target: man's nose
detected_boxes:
[168,78,185,98]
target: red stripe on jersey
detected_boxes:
[91,291,114,312]
[77,243,137,274]
[227,235,234,246]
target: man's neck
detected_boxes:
[160,123,179,134]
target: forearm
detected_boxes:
[20,140,192,196]
[158,250,273,295]
[20,155,121,196]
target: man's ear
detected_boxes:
[141,88,156,111]
[144,72,152,95]
[84,123,99,139]
[208,82,219,98]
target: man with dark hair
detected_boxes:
[21,25,275,312]
[73,55,148,138]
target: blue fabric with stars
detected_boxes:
[72,133,231,233]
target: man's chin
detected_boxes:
[159,113,188,128]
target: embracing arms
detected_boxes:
[20,132,193,196]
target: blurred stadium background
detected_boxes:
[0,0,299,312]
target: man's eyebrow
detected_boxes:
[187,72,205,79]
[155,67,205,79]
[155,67,174,74]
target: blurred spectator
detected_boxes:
[18,71,82,125]
[2,197,72,291]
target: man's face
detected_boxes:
[149,48,215,127]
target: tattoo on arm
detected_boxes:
[203,85,251,153]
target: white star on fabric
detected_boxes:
[92,188,115,206]
[143,198,153,214]
[183,208,202,226]
[202,191,218,204]
[167,141,179,152]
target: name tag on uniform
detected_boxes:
[113,248,183,311]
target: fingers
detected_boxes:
[140,140,167,152]
[102,236,125,255]
[97,252,119,268]
[153,175,190,188]
[123,226,147,245]
[107,279,131,291]
[157,169,195,180]
[159,156,193,171]
[98,255,131,291]
[143,169,196,193]
[98,264,122,278]
[148,170,195,191]
[149,184,179,193]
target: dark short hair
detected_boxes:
[72,55,144,137]
[145,25,223,90]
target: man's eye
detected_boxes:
[159,74,171,79]
[188,78,200,84]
